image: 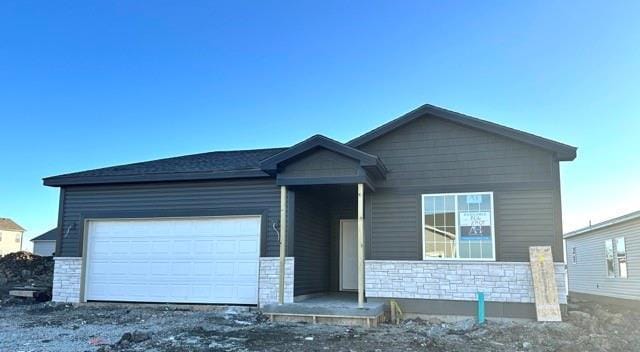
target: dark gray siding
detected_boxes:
[58,179,280,257]
[293,190,331,296]
[359,117,563,262]
[280,148,360,178]
[566,218,640,300]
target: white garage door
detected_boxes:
[84,216,261,304]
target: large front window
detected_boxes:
[422,192,495,260]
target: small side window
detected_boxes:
[605,239,615,278]
[572,247,577,264]
[615,237,628,279]
[15,234,21,243]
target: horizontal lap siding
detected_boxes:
[566,218,640,300]
[360,117,562,261]
[59,179,280,257]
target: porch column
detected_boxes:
[278,186,287,305]
[357,183,365,308]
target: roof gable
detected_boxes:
[0,218,25,232]
[348,104,577,161]
[259,135,387,179]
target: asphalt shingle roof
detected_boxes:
[31,228,59,241]
[43,147,288,186]
[0,218,25,232]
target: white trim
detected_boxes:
[421,191,496,261]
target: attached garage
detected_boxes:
[83,216,261,304]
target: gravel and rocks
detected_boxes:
[0,299,639,351]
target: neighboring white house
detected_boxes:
[0,218,25,256]
[565,210,639,302]
[31,228,57,256]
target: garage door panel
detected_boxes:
[85,216,260,304]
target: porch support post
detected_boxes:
[357,183,365,308]
[278,185,287,305]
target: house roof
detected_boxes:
[0,218,25,232]
[564,210,640,239]
[260,134,387,179]
[43,103,577,187]
[43,147,287,186]
[347,104,577,161]
[31,228,58,242]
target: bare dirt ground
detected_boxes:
[1,299,639,352]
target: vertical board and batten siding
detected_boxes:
[292,190,331,296]
[358,117,563,262]
[566,217,640,300]
[58,179,281,257]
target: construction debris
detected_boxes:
[0,251,53,305]
[0,299,639,351]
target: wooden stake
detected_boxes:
[278,186,287,305]
[357,183,365,308]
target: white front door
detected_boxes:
[340,219,358,291]
[84,216,261,304]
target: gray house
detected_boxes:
[44,104,576,319]
[565,210,639,303]
[31,228,58,256]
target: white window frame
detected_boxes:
[605,239,615,278]
[615,237,628,279]
[421,191,496,261]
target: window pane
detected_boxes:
[458,194,493,259]
[424,195,457,259]
[616,238,628,279]
[605,239,615,278]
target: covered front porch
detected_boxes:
[257,135,387,323]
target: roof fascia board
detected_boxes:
[43,169,271,187]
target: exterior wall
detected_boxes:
[365,260,567,304]
[58,179,281,257]
[566,217,640,300]
[52,257,82,303]
[0,229,23,256]
[279,148,360,179]
[358,117,564,261]
[293,190,331,296]
[259,257,294,307]
[33,240,56,256]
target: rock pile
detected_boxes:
[0,251,53,301]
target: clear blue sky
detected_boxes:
[1,1,639,247]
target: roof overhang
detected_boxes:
[348,104,577,161]
[43,169,271,187]
[260,135,387,189]
[564,210,640,239]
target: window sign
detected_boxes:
[459,211,492,240]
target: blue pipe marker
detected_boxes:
[477,292,485,324]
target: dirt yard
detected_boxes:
[0,299,638,352]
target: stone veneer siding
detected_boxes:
[259,257,294,307]
[52,257,83,303]
[365,260,567,304]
